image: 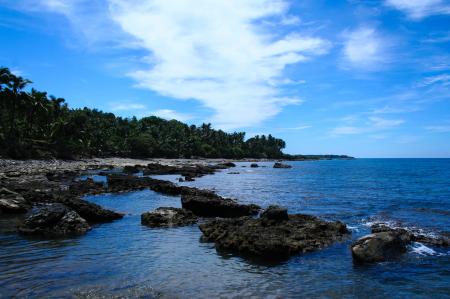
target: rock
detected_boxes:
[227,172,240,175]
[57,195,123,223]
[69,178,106,195]
[181,190,260,218]
[351,231,409,263]
[123,165,141,174]
[0,188,30,213]
[273,162,292,169]
[413,234,450,247]
[18,203,90,237]
[184,176,195,182]
[221,162,236,167]
[261,205,288,222]
[141,207,197,227]
[200,213,349,260]
[46,170,78,182]
[250,163,259,168]
[371,223,450,247]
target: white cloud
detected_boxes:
[342,27,390,70]
[106,0,329,129]
[419,74,450,87]
[385,0,450,19]
[110,102,147,111]
[331,116,404,136]
[426,124,450,132]
[369,116,404,128]
[150,109,192,122]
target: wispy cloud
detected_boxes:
[426,124,450,132]
[149,109,192,122]
[419,73,450,87]
[341,27,391,71]
[385,0,450,20]
[106,0,330,129]
[110,102,147,111]
[330,116,404,136]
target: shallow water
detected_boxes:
[1,159,450,298]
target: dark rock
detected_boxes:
[261,205,288,222]
[69,178,105,195]
[250,163,259,168]
[57,195,123,223]
[0,188,30,213]
[371,224,450,247]
[351,231,409,263]
[184,176,195,182]
[143,163,179,175]
[227,172,240,175]
[200,213,349,260]
[18,203,90,237]
[181,190,260,218]
[221,162,236,167]
[123,165,140,174]
[273,162,292,169]
[46,170,78,182]
[141,207,197,227]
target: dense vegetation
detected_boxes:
[0,67,286,159]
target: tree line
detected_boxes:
[0,67,286,159]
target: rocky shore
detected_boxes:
[2,157,447,264]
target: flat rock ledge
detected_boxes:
[199,206,349,260]
[18,203,90,237]
[351,224,450,264]
[0,187,30,213]
[181,189,260,218]
[141,207,198,228]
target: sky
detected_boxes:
[0,0,449,158]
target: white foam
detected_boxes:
[410,242,439,256]
[347,225,359,232]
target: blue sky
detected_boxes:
[1,0,449,157]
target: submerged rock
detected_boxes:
[141,207,197,227]
[18,203,90,237]
[0,188,30,213]
[181,190,260,218]
[273,162,292,169]
[250,163,259,168]
[200,210,349,260]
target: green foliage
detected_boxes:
[0,67,286,159]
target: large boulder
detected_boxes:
[200,212,349,260]
[18,203,90,237]
[351,231,410,263]
[181,190,260,218]
[0,188,30,213]
[273,162,292,169]
[141,207,198,227]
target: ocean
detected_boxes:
[1,159,449,298]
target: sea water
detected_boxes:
[1,159,449,298]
